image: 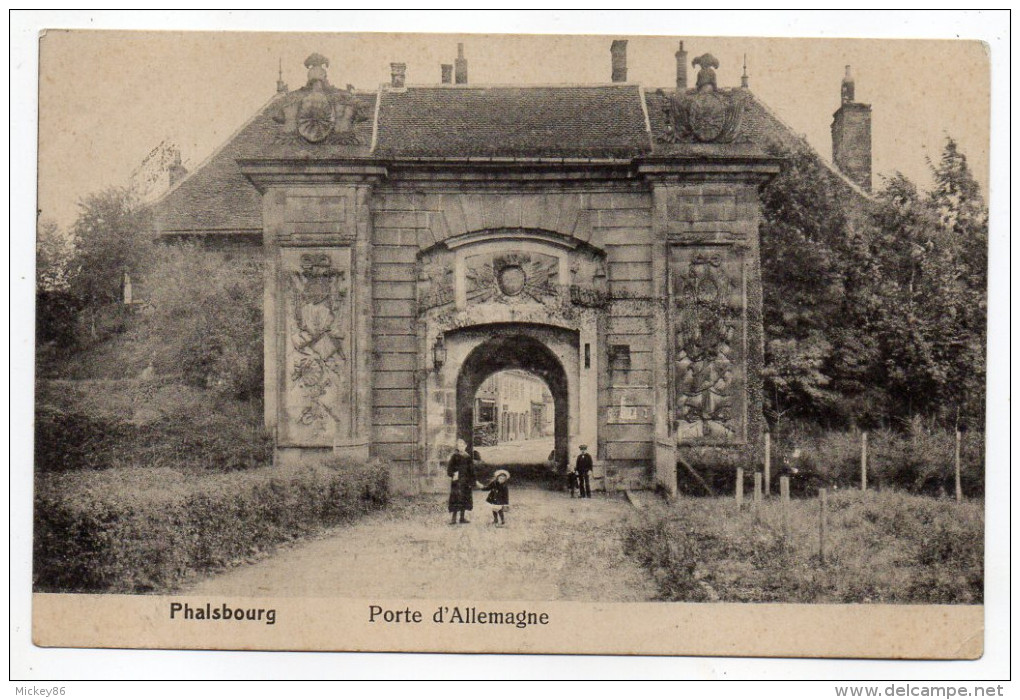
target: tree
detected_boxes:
[67,187,151,308]
[36,218,79,346]
[36,218,72,292]
[865,138,987,425]
[64,186,152,342]
[759,148,856,425]
[142,244,263,400]
[759,137,987,429]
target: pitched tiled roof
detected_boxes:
[149,90,375,235]
[149,81,866,236]
[374,84,651,158]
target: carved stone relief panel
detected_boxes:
[569,247,609,308]
[281,247,353,446]
[670,246,746,443]
[417,248,455,312]
[464,250,559,305]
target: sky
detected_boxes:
[34,22,991,231]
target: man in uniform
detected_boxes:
[575,444,594,499]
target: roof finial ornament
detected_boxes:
[277,57,288,93]
[270,53,366,145]
[304,52,330,88]
[692,53,720,91]
[741,54,749,88]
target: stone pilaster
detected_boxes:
[242,161,387,466]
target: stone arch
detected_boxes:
[453,326,573,472]
[423,193,596,248]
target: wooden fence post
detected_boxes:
[818,487,828,564]
[955,429,963,502]
[753,472,762,520]
[764,432,771,497]
[780,476,790,541]
[860,431,868,492]
[735,467,744,508]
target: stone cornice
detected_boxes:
[239,155,782,191]
[238,159,388,192]
[636,157,781,184]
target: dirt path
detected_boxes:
[187,487,657,601]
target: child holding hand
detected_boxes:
[478,469,511,527]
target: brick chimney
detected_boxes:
[455,43,468,84]
[675,41,687,90]
[831,65,872,191]
[390,62,406,88]
[841,64,855,103]
[441,63,453,84]
[611,39,628,82]
[168,160,188,188]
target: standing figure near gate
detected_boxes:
[447,439,475,524]
[575,444,594,499]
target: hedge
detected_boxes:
[34,457,388,593]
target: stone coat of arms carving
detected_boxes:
[272,53,366,145]
[660,53,746,144]
[465,251,559,305]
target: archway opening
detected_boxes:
[455,331,570,485]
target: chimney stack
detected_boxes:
[441,63,453,84]
[831,65,872,191]
[611,39,628,82]
[455,43,468,84]
[741,54,749,88]
[675,41,688,90]
[841,64,855,103]
[390,62,406,88]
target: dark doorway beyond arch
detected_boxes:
[455,329,570,475]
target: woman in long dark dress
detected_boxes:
[447,439,475,524]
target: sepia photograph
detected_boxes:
[15,11,1006,673]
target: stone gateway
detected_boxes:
[151,41,872,495]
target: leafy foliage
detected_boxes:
[36,219,73,292]
[759,137,987,429]
[142,244,263,399]
[66,186,152,312]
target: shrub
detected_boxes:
[142,244,263,400]
[626,491,983,604]
[34,458,389,593]
[34,379,273,473]
[34,405,129,473]
[771,421,984,497]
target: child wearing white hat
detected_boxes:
[479,469,511,527]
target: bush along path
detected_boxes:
[188,487,658,602]
[33,459,388,593]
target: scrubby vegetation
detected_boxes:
[34,458,389,593]
[677,420,984,498]
[35,378,272,474]
[626,491,983,604]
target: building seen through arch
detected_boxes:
[473,370,553,447]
